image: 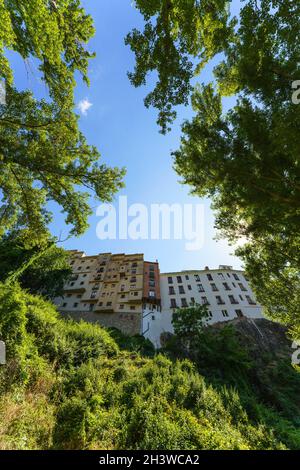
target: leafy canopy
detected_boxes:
[0,1,125,244]
[126,0,235,133]
[0,231,72,299]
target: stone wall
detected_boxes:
[59,310,142,336]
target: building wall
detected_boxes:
[60,310,142,336]
[54,251,147,336]
[143,261,161,305]
[144,266,263,347]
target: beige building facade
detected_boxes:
[54,250,156,336]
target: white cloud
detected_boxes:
[77,98,93,116]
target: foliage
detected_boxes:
[0,285,300,450]
[236,236,300,341]
[126,0,235,133]
[172,304,208,338]
[0,1,124,244]
[0,232,72,298]
[169,306,252,375]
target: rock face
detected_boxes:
[213,317,292,361]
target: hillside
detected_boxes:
[0,283,299,450]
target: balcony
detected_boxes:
[95,303,114,313]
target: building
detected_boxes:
[54,251,161,336]
[54,253,263,347]
[142,265,263,347]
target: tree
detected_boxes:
[0,231,72,299]
[130,0,300,337]
[0,1,125,244]
[126,0,234,133]
[172,304,209,339]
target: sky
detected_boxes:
[8,0,243,273]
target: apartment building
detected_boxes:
[55,251,147,335]
[142,265,263,347]
[54,251,163,336]
[55,252,263,347]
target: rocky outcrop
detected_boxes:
[213,317,292,361]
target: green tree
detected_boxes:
[172,304,208,338]
[130,0,300,336]
[0,231,72,299]
[0,1,125,244]
[126,0,234,133]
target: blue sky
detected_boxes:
[9,0,243,273]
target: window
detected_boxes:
[179,285,185,294]
[67,294,72,298]
[89,304,94,312]
[99,302,103,306]
[170,299,177,308]
[185,275,189,280]
[238,283,247,292]
[218,273,225,279]
[119,305,124,310]
[149,280,155,287]
[80,281,84,285]
[190,297,195,305]
[239,295,243,301]
[168,277,173,284]
[198,284,205,292]
[149,291,155,298]
[134,292,139,297]
[235,310,244,318]
[207,274,213,281]
[194,274,200,282]
[233,274,240,281]
[222,310,229,318]
[201,296,210,305]
[223,282,231,291]
[207,311,213,318]
[227,273,231,278]
[73,303,78,308]
[169,286,175,295]
[211,283,218,292]
[246,296,256,305]
[70,282,75,287]
[216,296,225,305]
[229,295,238,305]
[177,276,182,283]
[181,298,188,308]
[107,302,112,307]
[232,283,236,288]
[188,285,192,290]
[62,303,67,308]
[130,306,136,311]
[121,294,126,299]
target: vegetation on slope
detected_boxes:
[0,286,299,450]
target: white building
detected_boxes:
[142,265,263,348]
